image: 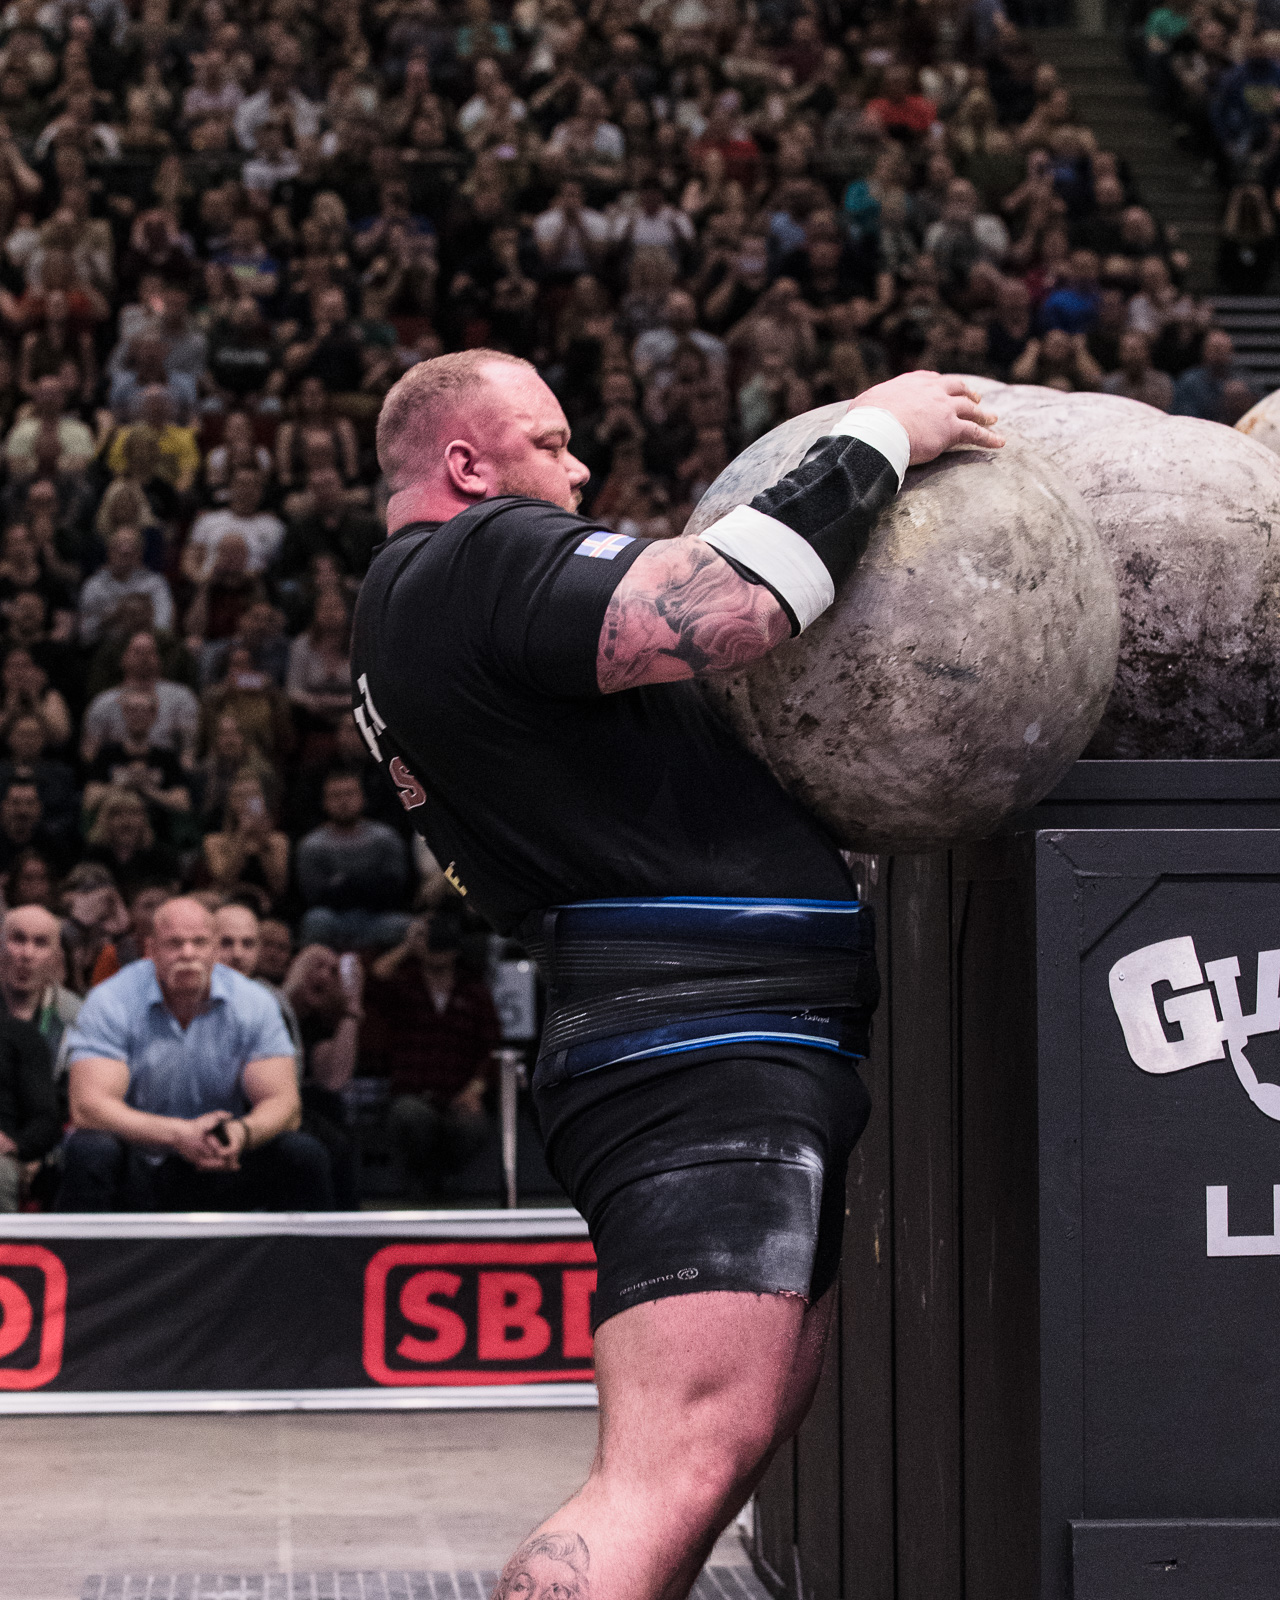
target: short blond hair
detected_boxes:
[376,349,534,491]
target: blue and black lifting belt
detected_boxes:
[527,897,879,1087]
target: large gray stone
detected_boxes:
[963,386,1280,756]
[1236,387,1280,457]
[687,404,1120,850]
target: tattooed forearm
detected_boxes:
[596,537,792,694]
[493,1530,591,1600]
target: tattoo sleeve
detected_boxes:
[493,1530,591,1600]
[596,537,792,695]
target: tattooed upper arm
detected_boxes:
[595,536,792,695]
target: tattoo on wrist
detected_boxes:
[494,1532,590,1600]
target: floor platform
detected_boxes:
[79,1570,767,1600]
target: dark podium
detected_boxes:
[749,762,1280,1600]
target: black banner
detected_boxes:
[0,1213,596,1406]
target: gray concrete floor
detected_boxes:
[0,1410,748,1600]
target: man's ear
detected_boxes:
[443,439,491,500]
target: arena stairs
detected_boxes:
[1031,27,1221,290]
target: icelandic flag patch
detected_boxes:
[574,530,635,559]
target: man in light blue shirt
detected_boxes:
[56,898,333,1211]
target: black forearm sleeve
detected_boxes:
[749,435,901,590]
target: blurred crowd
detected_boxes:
[1142,0,1280,295]
[0,0,1262,1209]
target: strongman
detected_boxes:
[351,352,1000,1600]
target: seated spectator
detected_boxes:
[1172,329,1255,420]
[108,336,198,429]
[204,411,274,506]
[0,777,67,876]
[82,686,193,840]
[81,629,200,768]
[0,712,77,844]
[4,847,56,911]
[1102,330,1175,412]
[201,641,295,762]
[78,527,175,648]
[0,1008,57,1211]
[865,64,937,141]
[204,295,281,410]
[1038,249,1102,335]
[214,901,302,1064]
[83,789,180,903]
[183,535,265,667]
[1010,326,1103,391]
[923,178,1010,293]
[277,466,382,587]
[275,375,360,493]
[0,523,76,636]
[201,771,291,907]
[105,387,200,495]
[534,180,610,282]
[365,911,499,1200]
[195,710,278,828]
[280,941,362,1206]
[185,468,286,581]
[287,589,353,747]
[0,903,81,1063]
[4,375,95,478]
[57,897,331,1211]
[255,916,296,986]
[296,769,411,950]
[58,863,132,995]
[633,289,728,387]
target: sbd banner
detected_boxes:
[0,1212,596,1411]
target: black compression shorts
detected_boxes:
[532,1042,872,1332]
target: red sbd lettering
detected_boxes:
[561,1270,596,1359]
[389,757,426,811]
[477,1271,551,1360]
[0,1245,66,1390]
[397,1270,467,1363]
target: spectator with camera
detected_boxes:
[58,896,331,1211]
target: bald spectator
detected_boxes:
[58,898,330,1211]
[0,903,80,1054]
[78,527,175,646]
[215,901,303,1068]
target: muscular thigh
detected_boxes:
[534,1044,871,1332]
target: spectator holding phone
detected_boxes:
[56,896,332,1210]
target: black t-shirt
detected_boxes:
[350,496,853,938]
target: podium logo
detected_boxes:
[363,1241,597,1386]
[1110,936,1280,1121]
[0,1244,66,1389]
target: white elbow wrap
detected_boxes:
[826,406,911,487]
[698,504,835,633]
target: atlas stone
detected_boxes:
[1236,388,1280,457]
[965,384,1280,757]
[687,402,1120,851]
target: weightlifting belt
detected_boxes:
[526,897,878,1088]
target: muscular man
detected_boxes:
[351,350,1000,1600]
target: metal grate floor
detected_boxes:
[80,1567,769,1600]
